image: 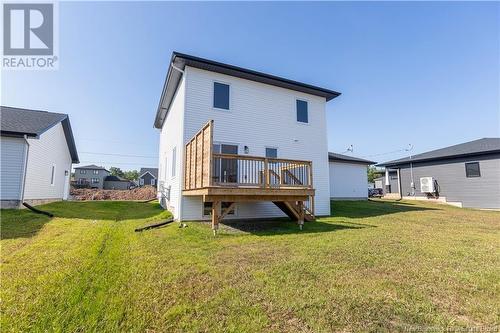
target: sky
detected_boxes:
[2,1,499,170]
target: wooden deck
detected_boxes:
[183,121,315,233]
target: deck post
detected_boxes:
[211,200,221,235]
[297,201,305,230]
[264,158,269,188]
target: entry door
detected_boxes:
[214,144,238,183]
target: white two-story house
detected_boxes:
[154,52,340,231]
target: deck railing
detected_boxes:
[184,120,313,191]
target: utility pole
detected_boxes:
[405,144,415,196]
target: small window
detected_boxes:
[265,148,278,158]
[50,165,56,186]
[80,169,86,174]
[296,99,308,123]
[171,147,176,177]
[465,162,481,178]
[151,179,155,186]
[93,170,99,175]
[213,82,230,110]
[91,178,99,183]
[203,202,235,216]
[139,178,144,186]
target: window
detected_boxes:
[213,82,230,110]
[203,202,235,216]
[50,165,56,186]
[296,99,308,123]
[91,178,99,183]
[80,169,86,174]
[151,179,156,186]
[139,178,144,186]
[171,147,176,177]
[93,170,99,175]
[265,147,278,158]
[465,162,481,178]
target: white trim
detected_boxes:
[212,80,231,112]
[139,170,157,179]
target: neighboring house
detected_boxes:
[138,167,158,187]
[328,152,375,200]
[74,165,110,189]
[103,175,134,190]
[154,52,340,230]
[0,106,79,208]
[378,138,500,209]
[373,169,398,193]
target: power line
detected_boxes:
[79,151,158,158]
[79,161,157,167]
[360,148,407,158]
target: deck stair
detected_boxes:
[273,201,315,222]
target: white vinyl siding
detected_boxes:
[329,162,369,199]
[0,136,27,200]
[180,66,331,220]
[23,123,73,200]
[158,75,186,220]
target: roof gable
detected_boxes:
[154,52,341,128]
[1,106,79,163]
[139,167,158,179]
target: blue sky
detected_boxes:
[3,1,499,170]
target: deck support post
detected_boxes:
[297,201,304,230]
[212,200,221,235]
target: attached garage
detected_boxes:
[329,152,375,200]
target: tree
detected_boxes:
[123,170,139,181]
[109,167,124,177]
[367,166,378,183]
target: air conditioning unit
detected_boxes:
[420,177,435,193]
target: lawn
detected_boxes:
[1,200,499,332]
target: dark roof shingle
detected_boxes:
[328,152,376,165]
[378,138,500,167]
[1,106,79,163]
[140,167,158,178]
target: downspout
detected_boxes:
[20,135,30,206]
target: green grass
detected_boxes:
[1,200,499,332]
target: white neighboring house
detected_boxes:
[328,152,375,200]
[154,52,341,227]
[0,106,79,208]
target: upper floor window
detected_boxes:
[93,170,99,175]
[213,82,230,110]
[296,99,308,123]
[265,148,278,158]
[465,162,481,178]
[80,169,86,174]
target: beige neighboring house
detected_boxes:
[0,106,79,208]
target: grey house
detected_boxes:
[139,168,158,187]
[378,138,500,209]
[74,165,110,189]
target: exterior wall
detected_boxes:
[103,181,130,190]
[158,75,186,220]
[23,123,73,201]
[1,136,27,206]
[329,161,368,199]
[398,154,500,209]
[374,172,399,193]
[74,169,109,189]
[181,66,331,220]
[140,173,156,186]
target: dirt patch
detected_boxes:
[70,186,156,201]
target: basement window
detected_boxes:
[203,202,235,216]
[465,162,481,178]
[213,82,230,110]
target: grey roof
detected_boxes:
[74,164,109,171]
[104,175,130,182]
[328,152,376,165]
[378,138,500,167]
[1,106,79,163]
[139,167,158,178]
[154,52,341,128]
